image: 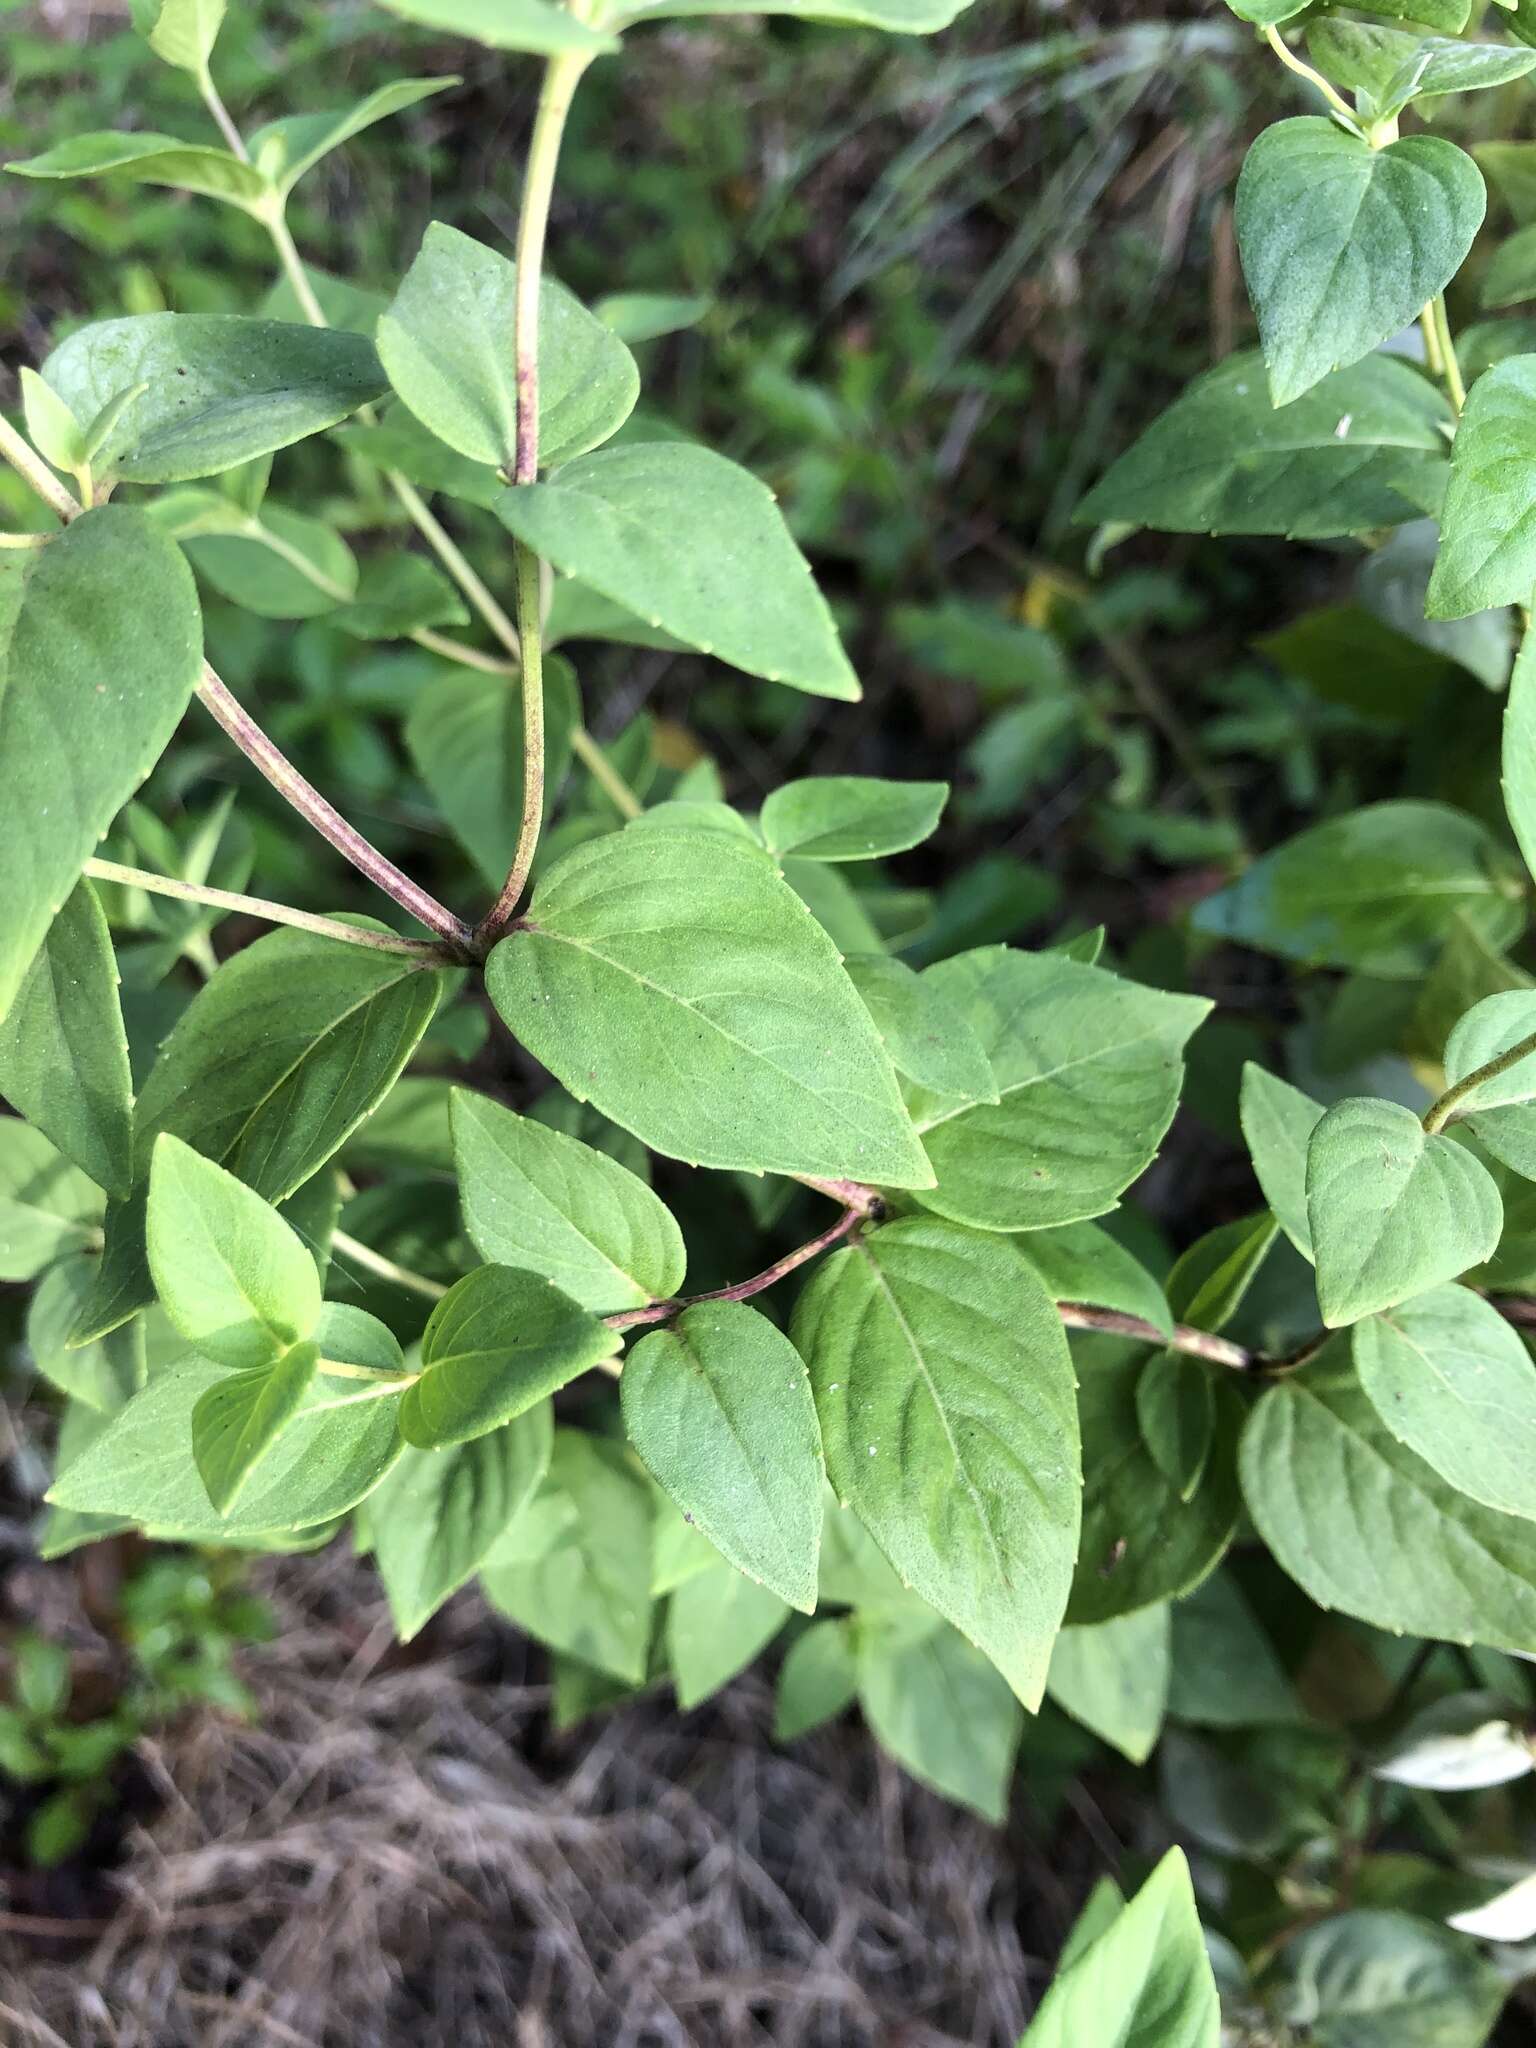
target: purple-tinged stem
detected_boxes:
[606,1207,862,1331]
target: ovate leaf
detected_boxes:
[0,881,133,1199]
[1046,1606,1170,1765]
[1240,1064,1324,1260]
[248,78,458,196]
[1273,1911,1505,2048]
[1136,1352,1216,1503]
[907,946,1210,1232]
[1017,1220,1173,1337]
[494,444,860,699]
[1075,353,1451,540]
[1306,1097,1502,1324]
[1193,803,1526,979]
[842,952,997,1106]
[1429,357,1536,619]
[0,1121,102,1280]
[1020,1850,1219,2048]
[1236,118,1484,406]
[1242,1345,1536,1648]
[376,0,619,53]
[147,1135,322,1369]
[7,133,270,210]
[855,1615,1023,1823]
[793,1219,1080,1710]
[759,776,947,861]
[191,1340,320,1514]
[0,507,202,1024]
[774,1617,858,1740]
[485,827,930,1187]
[27,1257,145,1411]
[666,1559,790,1708]
[42,316,386,484]
[623,1302,823,1611]
[399,1264,619,1449]
[451,1088,684,1312]
[139,0,226,72]
[377,224,638,471]
[1354,1285,1536,1519]
[370,1403,553,1638]
[1441,988,1536,1175]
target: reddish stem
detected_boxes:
[606,1207,862,1331]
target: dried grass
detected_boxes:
[0,1545,1095,2048]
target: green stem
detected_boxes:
[0,413,80,523]
[266,204,328,326]
[1261,23,1362,129]
[570,724,644,819]
[1423,1027,1536,1133]
[198,64,250,164]
[330,1228,448,1301]
[82,858,452,962]
[477,540,546,939]
[1431,293,1466,417]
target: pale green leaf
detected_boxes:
[147,1135,322,1369]
[27,1257,145,1411]
[907,946,1210,1232]
[377,224,638,471]
[481,1431,654,1682]
[0,882,133,1199]
[43,316,386,484]
[399,1264,619,1449]
[842,952,997,1106]
[1241,1344,1536,1648]
[1354,1284,1536,1519]
[759,777,947,861]
[6,132,270,209]
[856,1615,1023,1822]
[140,0,226,72]
[667,1559,790,1708]
[0,507,202,1025]
[1442,988,1536,1175]
[1240,1063,1324,1260]
[1429,357,1536,619]
[594,291,709,342]
[192,1340,320,1514]
[485,827,931,1187]
[623,1302,823,1611]
[1046,1606,1171,1765]
[1273,1911,1506,2048]
[182,504,357,618]
[1193,803,1527,979]
[611,0,973,27]
[1306,1097,1502,1324]
[793,1219,1080,1710]
[1075,353,1452,540]
[376,0,619,53]
[1505,623,1536,889]
[774,1617,857,1741]
[494,444,860,699]
[19,369,83,472]
[1019,1849,1219,2048]
[0,1120,102,1281]
[1016,1221,1173,1337]
[370,1403,553,1638]
[1236,118,1484,406]
[248,77,458,195]
[451,1087,683,1313]
[330,554,467,640]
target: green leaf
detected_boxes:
[1069,1336,1244,1627]
[47,1352,404,1537]
[1166,1212,1278,1334]
[450,1090,680,1316]
[1045,1606,1171,1765]
[1135,1352,1216,1504]
[336,408,503,508]
[1273,1911,1506,2048]
[612,0,974,26]
[906,946,1210,1233]
[147,1135,322,1369]
[330,554,467,640]
[6,132,270,210]
[139,0,226,71]
[399,1264,619,1449]
[855,1615,1023,1822]
[1242,1342,1536,1648]
[1429,357,1536,619]
[843,953,997,1106]
[1480,223,1536,310]
[667,1559,790,1708]
[1307,22,1536,121]
[191,1340,320,1514]
[19,369,84,472]
[1354,1285,1536,1519]
[1019,1849,1219,2048]
[1193,803,1527,979]
[1306,1097,1502,1324]
[1442,989,1536,1175]
[0,1120,102,1280]
[594,291,709,342]
[42,316,386,484]
[404,659,579,888]
[793,1218,1080,1710]
[1236,118,1484,407]
[0,882,133,1199]
[369,1404,553,1638]
[180,504,357,619]
[78,930,441,1342]
[1506,625,1536,890]
[623,1302,823,1611]
[494,445,859,699]
[376,0,620,53]
[1353,0,1470,26]
[1016,1221,1173,1337]
[0,507,201,1026]
[481,1431,654,1682]
[1166,1572,1300,1729]
[1240,1064,1324,1260]
[1223,0,1307,21]
[248,78,458,196]
[1075,352,1452,539]
[27,1257,145,1411]
[377,224,638,472]
[485,827,930,1187]
[759,777,947,861]
[774,1617,858,1740]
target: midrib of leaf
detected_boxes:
[855,1243,1010,1589]
[671,1322,798,1580]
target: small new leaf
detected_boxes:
[191,1341,320,1515]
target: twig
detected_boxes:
[83,858,451,961]
[606,1207,863,1330]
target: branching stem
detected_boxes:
[1261,24,1361,129]
[606,1207,863,1331]
[1423,1025,1536,1133]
